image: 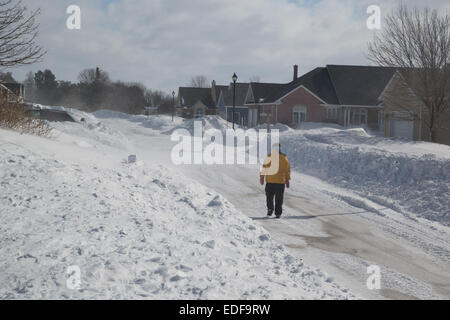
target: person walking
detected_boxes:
[260,143,291,219]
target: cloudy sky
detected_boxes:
[8,0,449,93]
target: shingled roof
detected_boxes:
[264,67,339,104]
[326,65,397,105]
[178,87,216,108]
[254,65,401,106]
[247,82,285,104]
[178,65,406,110]
[221,83,250,106]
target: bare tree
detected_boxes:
[367,4,450,142]
[0,0,45,67]
[189,75,209,88]
[78,67,110,84]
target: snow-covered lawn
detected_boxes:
[0,111,352,299]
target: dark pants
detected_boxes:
[265,183,285,216]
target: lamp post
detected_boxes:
[232,73,238,130]
[172,91,175,122]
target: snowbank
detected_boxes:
[281,127,450,226]
[0,109,353,299]
[161,116,239,136]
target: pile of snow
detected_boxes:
[94,110,184,134]
[254,123,293,133]
[93,110,237,137]
[281,126,450,226]
[162,116,238,136]
[0,109,353,300]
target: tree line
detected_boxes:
[2,68,175,114]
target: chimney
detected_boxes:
[293,65,298,81]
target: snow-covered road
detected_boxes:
[100,114,450,300]
[183,166,450,300]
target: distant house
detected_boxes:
[243,65,444,142]
[217,82,250,126]
[174,65,448,144]
[176,82,221,119]
[244,65,394,129]
[244,82,285,128]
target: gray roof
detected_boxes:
[247,83,285,104]
[179,65,404,110]
[178,87,216,108]
[256,65,401,106]
[214,85,229,104]
[264,67,339,104]
[326,65,397,105]
[221,83,250,106]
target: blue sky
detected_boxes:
[7,0,450,93]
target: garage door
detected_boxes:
[391,120,414,139]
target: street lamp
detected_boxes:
[232,73,238,130]
[172,91,175,122]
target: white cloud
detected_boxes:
[7,0,450,93]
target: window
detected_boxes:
[360,110,367,124]
[349,109,368,125]
[293,105,307,124]
[326,107,337,120]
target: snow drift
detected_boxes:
[281,126,450,226]
[0,109,352,300]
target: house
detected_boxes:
[243,64,441,142]
[244,65,398,129]
[176,82,222,118]
[379,68,450,144]
[175,65,448,143]
[244,82,285,128]
[377,70,427,140]
[217,82,250,126]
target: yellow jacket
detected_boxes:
[260,152,291,184]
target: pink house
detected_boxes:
[245,65,401,132]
